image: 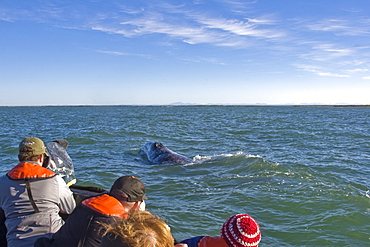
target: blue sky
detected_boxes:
[1,0,369,105]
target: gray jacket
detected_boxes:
[0,162,76,247]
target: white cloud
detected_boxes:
[96,50,154,59]
[91,25,134,36]
[216,0,257,13]
[192,16,284,39]
[294,64,321,73]
[307,18,370,36]
[346,68,368,73]
[294,64,350,78]
[120,15,228,45]
[317,72,349,78]
[311,43,353,59]
[246,17,277,25]
[182,57,227,65]
[362,76,370,80]
[295,42,357,68]
[112,8,285,48]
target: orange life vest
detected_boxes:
[82,194,128,218]
[7,162,56,179]
[199,236,229,247]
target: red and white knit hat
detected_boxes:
[221,214,261,247]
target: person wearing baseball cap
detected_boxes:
[109,176,148,207]
[35,176,147,247]
[179,214,261,247]
[0,137,76,247]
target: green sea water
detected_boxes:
[0,106,369,246]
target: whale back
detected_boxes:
[140,142,192,164]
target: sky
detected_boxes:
[1,0,370,106]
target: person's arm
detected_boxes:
[56,176,76,214]
[0,208,7,247]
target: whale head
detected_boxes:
[140,142,192,164]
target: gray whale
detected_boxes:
[140,142,193,164]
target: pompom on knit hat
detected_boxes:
[221,214,261,247]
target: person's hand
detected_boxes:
[175,244,188,247]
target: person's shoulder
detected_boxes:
[55,174,68,184]
[180,236,205,246]
[0,174,9,184]
[199,236,228,247]
[55,175,74,191]
[81,194,126,218]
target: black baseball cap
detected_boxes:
[110,176,148,202]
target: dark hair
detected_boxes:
[18,147,42,162]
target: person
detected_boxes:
[34,175,147,247]
[180,214,261,247]
[0,137,76,247]
[100,210,188,247]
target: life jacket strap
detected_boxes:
[25,179,40,213]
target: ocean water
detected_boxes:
[0,106,369,246]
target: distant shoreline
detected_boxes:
[0,104,369,107]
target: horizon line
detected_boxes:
[0,103,369,107]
